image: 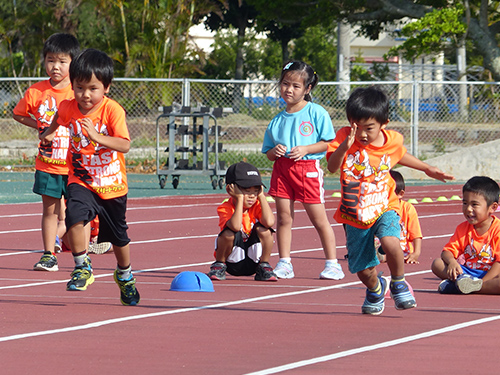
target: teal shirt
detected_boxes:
[261,102,335,160]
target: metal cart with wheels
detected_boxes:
[155,106,226,189]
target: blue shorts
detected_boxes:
[344,210,401,274]
[461,265,487,279]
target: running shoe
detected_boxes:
[114,270,140,306]
[362,276,388,315]
[33,251,58,272]
[319,262,345,280]
[456,274,483,294]
[66,258,94,291]
[54,236,62,253]
[390,280,417,310]
[207,261,227,281]
[274,260,295,279]
[88,241,112,254]
[255,262,278,281]
[437,279,461,294]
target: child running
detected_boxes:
[40,48,139,305]
[13,33,80,271]
[208,161,277,282]
[432,176,500,294]
[376,170,422,264]
[327,86,454,315]
[262,61,344,280]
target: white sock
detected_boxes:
[280,257,292,263]
[325,259,338,267]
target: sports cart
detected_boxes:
[155,106,226,189]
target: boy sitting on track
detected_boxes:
[327,86,454,315]
[208,161,278,282]
[376,170,422,264]
[39,48,139,306]
[432,176,500,294]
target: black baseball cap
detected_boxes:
[225,162,263,188]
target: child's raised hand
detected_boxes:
[344,122,357,149]
[226,183,243,198]
[425,166,455,183]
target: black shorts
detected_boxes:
[219,224,272,276]
[65,183,130,247]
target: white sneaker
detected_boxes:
[88,241,112,254]
[274,260,295,279]
[320,262,345,280]
[456,274,483,294]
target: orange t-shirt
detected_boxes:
[13,80,71,175]
[326,127,407,228]
[395,199,422,256]
[57,97,129,199]
[443,216,500,272]
[217,199,263,238]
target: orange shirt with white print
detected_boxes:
[13,80,71,174]
[395,199,422,256]
[326,127,406,229]
[217,199,263,239]
[443,215,500,272]
[57,96,129,199]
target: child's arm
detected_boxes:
[327,124,356,173]
[405,237,422,264]
[39,113,60,144]
[441,250,463,280]
[398,153,454,182]
[288,140,329,161]
[257,187,275,228]
[224,184,244,232]
[81,118,130,153]
[266,144,287,161]
[12,114,38,130]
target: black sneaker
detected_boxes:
[67,257,94,291]
[34,252,58,272]
[114,270,140,306]
[255,262,278,281]
[208,261,227,281]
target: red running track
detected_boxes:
[1,184,500,374]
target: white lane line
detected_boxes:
[243,314,500,375]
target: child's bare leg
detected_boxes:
[56,197,66,241]
[303,203,336,259]
[478,277,500,294]
[379,236,405,278]
[257,226,274,264]
[41,195,61,253]
[113,243,131,269]
[431,258,448,280]
[358,266,379,289]
[215,229,235,263]
[275,197,294,258]
[67,222,88,255]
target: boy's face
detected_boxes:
[349,117,388,147]
[72,73,109,115]
[45,52,71,84]
[462,191,497,228]
[229,185,260,209]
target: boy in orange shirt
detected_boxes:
[327,87,454,315]
[208,162,277,282]
[432,176,500,294]
[40,49,139,305]
[376,170,422,264]
[13,33,79,271]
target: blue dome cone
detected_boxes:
[170,271,214,292]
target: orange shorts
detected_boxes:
[268,157,325,204]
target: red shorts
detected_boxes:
[268,157,325,204]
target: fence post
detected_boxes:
[411,81,419,157]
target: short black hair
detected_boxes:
[43,33,80,60]
[463,176,500,206]
[390,170,405,195]
[279,61,318,102]
[70,48,114,89]
[346,86,389,125]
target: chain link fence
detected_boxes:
[2,77,500,172]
